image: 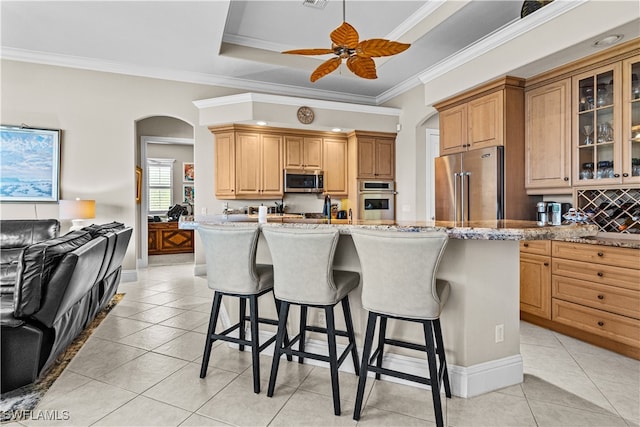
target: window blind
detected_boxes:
[147,158,174,213]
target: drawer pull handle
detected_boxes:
[597,252,604,257]
[523,243,529,247]
[597,321,604,327]
[597,272,604,277]
[544,262,549,266]
[597,294,604,300]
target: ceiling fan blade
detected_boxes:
[356,39,410,58]
[282,48,335,55]
[330,21,359,48]
[346,56,377,79]
[310,57,342,82]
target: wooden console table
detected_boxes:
[148,221,194,255]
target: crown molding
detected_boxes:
[386,0,447,40]
[418,0,586,85]
[193,93,401,116]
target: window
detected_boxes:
[147,158,174,213]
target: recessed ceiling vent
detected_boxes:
[303,0,328,10]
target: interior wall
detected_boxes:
[146,143,194,214]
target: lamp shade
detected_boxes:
[59,199,96,220]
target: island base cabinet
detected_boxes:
[520,253,551,319]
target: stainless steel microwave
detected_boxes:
[284,170,324,193]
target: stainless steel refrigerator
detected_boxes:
[435,146,504,221]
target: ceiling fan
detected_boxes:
[282,0,410,82]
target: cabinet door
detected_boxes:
[284,135,303,169]
[525,79,572,190]
[235,133,261,196]
[520,253,551,319]
[357,138,376,178]
[468,90,503,150]
[323,138,347,195]
[375,138,395,179]
[261,134,283,196]
[622,55,640,184]
[440,104,467,155]
[303,137,323,170]
[214,132,236,197]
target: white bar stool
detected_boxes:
[350,229,452,427]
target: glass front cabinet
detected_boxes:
[573,55,640,186]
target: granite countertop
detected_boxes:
[557,235,640,249]
[179,215,598,241]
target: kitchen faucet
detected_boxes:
[323,194,331,224]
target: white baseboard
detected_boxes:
[194,263,206,276]
[244,329,522,398]
[120,269,138,283]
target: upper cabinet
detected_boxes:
[622,55,640,184]
[525,78,572,192]
[213,131,236,198]
[322,138,348,196]
[348,131,396,180]
[435,77,524,156]
[284,136,322,171]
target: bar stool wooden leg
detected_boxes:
[424,321,444,427]
[273,295,293,362]
[353,311,377,421]
[433,319,451,398]
[341,297,360,376]
[268,301,290,397]
[298,306,308,364]
[249,294,261,393]
[238,298,246,352]
[375,316,387,380]
[325,305,341,416]
[200,291,223,378]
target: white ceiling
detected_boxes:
[1,1,639,105]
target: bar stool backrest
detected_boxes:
[198,225,261,294]
[351,229,449,320]
[262,228,340,305]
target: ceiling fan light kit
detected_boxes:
[283,0,410,82]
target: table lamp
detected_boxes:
[59,199,96,231]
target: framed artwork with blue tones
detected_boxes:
[0,125,61,202]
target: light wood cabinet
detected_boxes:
[322,138,348,196]
[284,136,322,171]
[525,78,572,192]
[622,55,640,184]
[148,222,194,255]
[520,241,552,319]
[235,132,283,197]
[348,131,395,179]
[435,77,523,156]
[214,132,236,197]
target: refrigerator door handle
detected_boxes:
[453,172,460,222]
[463,171,470,221]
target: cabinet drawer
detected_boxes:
[551,258,640,291]
[552,299,640,348]
[552,275,640,319]
[520,240,551,256]
[552,241,640,269]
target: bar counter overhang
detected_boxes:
[181,217,598,398]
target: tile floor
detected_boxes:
[9,263,640,427]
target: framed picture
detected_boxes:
[183,184,194,205]
[0,125,61,202]
[135,166,142,204]
[183,162,194,182]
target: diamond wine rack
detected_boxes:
[576,188,640,234]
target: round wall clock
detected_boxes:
[297,106,314,124]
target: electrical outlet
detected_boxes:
[318,311,326,327]
[495,324,504,343]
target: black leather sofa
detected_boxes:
[0,219,132,393]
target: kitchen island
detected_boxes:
[181,216,598,397]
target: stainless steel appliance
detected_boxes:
[435,146,504,222]
[536,202,547,226]
[358,180,395,221]
[284,169,324,193]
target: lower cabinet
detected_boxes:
[148,222,194,255]
[520,240,640,359]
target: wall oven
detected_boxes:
[358,180,396,221]
[284,169,324,193]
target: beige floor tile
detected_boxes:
[92,315,153,340]
[143,363,238,412]
[521,372,615,415]
[520,320,563,348]
[447,391,536,427]
[127,306,186,324]
[25,380,135,427]
[66,337,146,379]
[243,354,314,390]
[109,300,158,318]
[521,342,584,377]
[116,324,187,350]
[571,350,640,387]
[494,383,525,397]
[179,413,233,426]
[44,370,92,397]
[196,342,253,373]
[269,389,356,426]
[364,379,441,421]
[357,406,436,426]
[93,395,190,426]
[298,365,372,403]
[159,310,210,330]
[197,374,295,426]
[118,289,161,303]
[164,295,212,310]
[528,399,628,426]
[152,331,207,361]
[99,351,188,393]
[140,291,185,305]
[590,376,640,422]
